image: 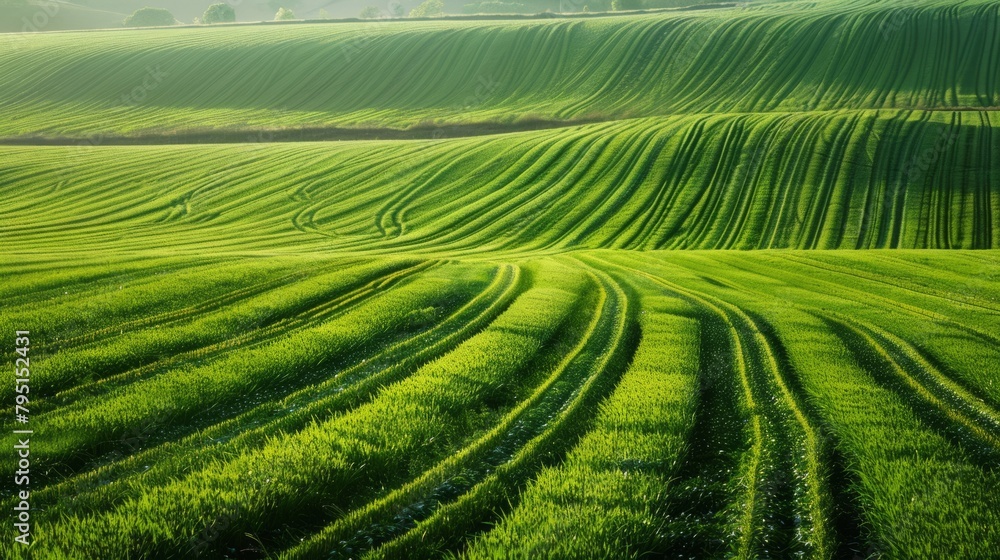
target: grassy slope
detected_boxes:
[0,2,126,33]
[1,251,997,560]
[1,110,997,252]
[1,1,999,559]
[0,0,352,28]
[0,0,998,137]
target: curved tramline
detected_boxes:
[371,141,504,239]
[825,314,1000,457]
[280,259,633,559]
[683,249,1000,356]
[21,259,428,409]
[1,1,998,139]
[2,0,999,558]
[724,252,1000,380]
[599,252,1000,557]
[456,293,699,559]
[773,253,1000,314]
[23,259,431,403]
[2,261,522,527]
[660,250,1000,419]
[595,254,834,558]
[0,258,297,359]
[1,257,998,558]
[354,124,629,252]
[34,265,320,355]
[0,255,222,307]
[355,260,636,560]
[10,263,588,558]
[3,109,998,256]
[0,261,488,484]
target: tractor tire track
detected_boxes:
[598,255,836,559]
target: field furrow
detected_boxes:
[2,261,522,527]
[600,255,835,558]
[276,260,629,558]
[20,260,426,408]
[825,315,1000,463]
[456,293,697,559]
[352,260,636,560]
[2,2,999,557]
[13,268,581,557]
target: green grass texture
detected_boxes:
[1,1,998,558]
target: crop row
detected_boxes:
[0,259,492,487]
[2,110,998,256]
[619,250,1000,558]
[2,260,522,532]
[0,1,997,138]
[1,251,998,558]
[4,259,415,407]
[5,260,591,558]
[459,295,699,559]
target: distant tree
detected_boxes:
[123,7,177,27]
[359,6,382,19]
[409,0,444,17]
[274,7,295,20]
[610,0,622,10]
[202,3,236,24]
[317,8,331,19]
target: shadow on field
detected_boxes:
[0,118,611,146]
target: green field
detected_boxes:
[1,0,999,558]
[3,1,998,138]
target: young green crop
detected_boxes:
[0,261,488,478]
[462,296,699,559]
[619,251,1000,558]
[0,1,997,138]
[1,2,998,557]
[2,110,998,257]
[2,261,521,530]
[11,259,412,404]
[7,261,587,559]
[0,258,303,363]
[283,258,633,559]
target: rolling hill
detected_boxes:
[0,110,997,253]
[1,1,997,139]
[0,1,126,32]
[1,1,998,558]
[0,0,735,32]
